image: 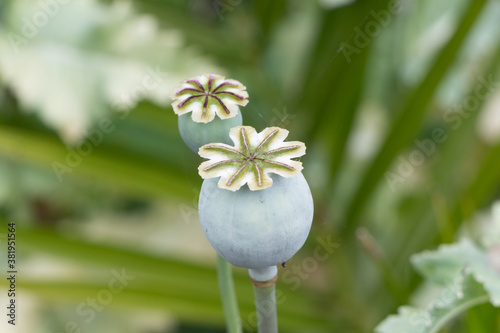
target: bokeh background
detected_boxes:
[1,0,500,332]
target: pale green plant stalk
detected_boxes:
[253,284,278,333]
[217,255,243,333]
[249,266,279,333]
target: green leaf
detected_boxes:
[412,239,500,306]
[376,273,489,333]
[383,44,500,273]
[344,0,488,230]
[0,124,195,201]
[377,232,500,333]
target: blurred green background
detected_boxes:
[1,0,500,332]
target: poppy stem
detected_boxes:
[249,266,278,333]
[217,255,243,333]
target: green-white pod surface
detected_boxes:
[198,172,313,269]
[178,111,242,153]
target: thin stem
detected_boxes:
[356,228,409,304]
[253,284,278,333]
[217,255,243,333]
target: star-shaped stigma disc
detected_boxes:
[171,74,249,123]
[198,126,306,191]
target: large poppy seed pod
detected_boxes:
[197,126,314,270]
[171,73,248,153]
[199,172,313,269]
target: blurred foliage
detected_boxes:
[378,218,500,333]
[1,0,500,332]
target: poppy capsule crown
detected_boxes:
[171,74,248,153]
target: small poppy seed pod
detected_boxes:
[197,126,314,270]
[171,74,248,153]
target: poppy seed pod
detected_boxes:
[197,126,314,270]
[199,172,313,269]
[171,73,248,153]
